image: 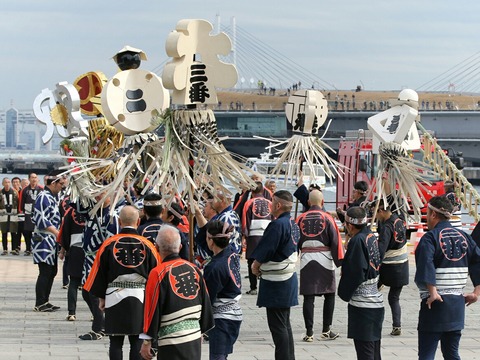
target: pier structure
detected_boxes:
[0,151,64,174]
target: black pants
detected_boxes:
[418,330,461,360]
[62,255,69,286]
[247,258,257,291]
[354,339,382,360]
[82,289,105,333]
[23,231,32,252]
[2,232,18,251]
[266,307,295,360]
[109,335,142,360]
[12,232,21,251]
[67,276,82,315]
[303,293,335,335]
[35,261,58,306]
[388,286,403,328]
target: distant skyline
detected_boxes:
[2,0,480,109]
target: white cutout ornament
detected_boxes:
[162,19,237,105]
[367,104,419,153]
[285,90,328,135]
[33,81,87,143]
[101,69,169,135]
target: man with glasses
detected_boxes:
[32,170,67,312]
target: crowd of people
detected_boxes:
[2,169,480,360]
[0,173,43,256]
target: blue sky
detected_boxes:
[2,0,480,109]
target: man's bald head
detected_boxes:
[119,205,140,228]
[308,189,324,206]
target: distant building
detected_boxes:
[0,108,62,152]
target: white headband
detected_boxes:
[345,214,367,225]
[274,196,294,207]
[208,222,233,239]
[144,200,162,207]
[428,203,452,219]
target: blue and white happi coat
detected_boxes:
[32,188,61,266]
[82,203,122,284]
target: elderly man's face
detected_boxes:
[2,178,11,190]
[266,181,276,193]
[203,201,217,220]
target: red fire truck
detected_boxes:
[336,130,449,226]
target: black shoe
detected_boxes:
[1,250,7,256]
[24,250,32,256]
[390,327,402,336]
[11,249,19,255]
[33,303,53,312]
[320,330,339,340]
[46,303,60,311]
[79,331,104,340]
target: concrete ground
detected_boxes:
[1,250,480,359]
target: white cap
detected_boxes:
[398,89,418,102]
[113,45,147,61]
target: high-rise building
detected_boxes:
[0,107,61,151]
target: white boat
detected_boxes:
[245,149,326,188]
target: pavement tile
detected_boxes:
[1,253,480,359]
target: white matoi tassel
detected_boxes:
[268,134,345,186]
[371,142,436,223]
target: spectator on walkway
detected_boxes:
[19,172,43,256]
[0,177,20,255]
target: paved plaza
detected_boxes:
[1,250,480,359]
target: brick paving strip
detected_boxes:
[1,253,480,359]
